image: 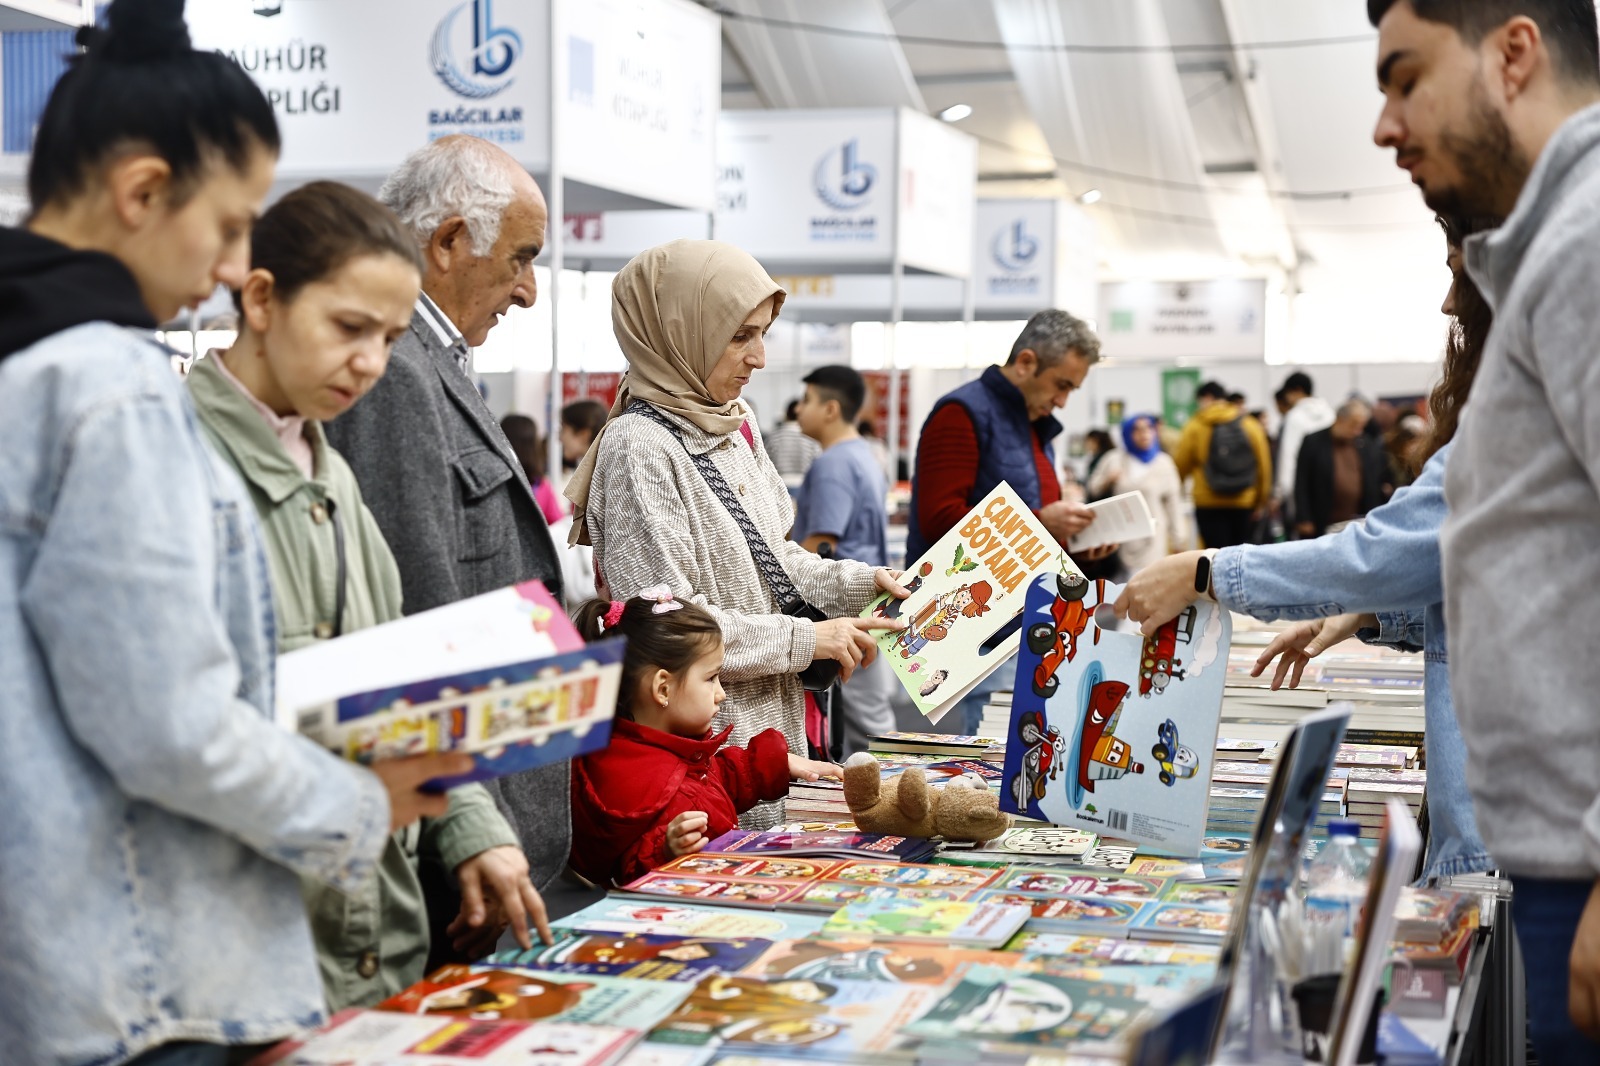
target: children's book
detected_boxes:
[277,581,623,787]
[818,898,1031,948]
[700,829,935,863]
[612,873,809,911]
[960,826,1099,863]
[1006,932,1222,968]
[640,974,937,1060]
[1126,902,1231,944]
[254,1009,641,1065]
[652,854,845,882]
[861,483,1087,721]
[994,867,1165,899]
[378,965,689,1030]
[1033,960,1219,998]
[901,964,1154,1050]
[967,890,1151,936]
[1159,881,1238,906]
[555,901,827,942]
[744,939,1027,985]
[782,880,981,914]
[866,732,1000,757]
[1124,856,1206,880]
[825,860,1001,891]
[1076,841,1139,871]
[488,931,771,983]
[1000,574,1231,856]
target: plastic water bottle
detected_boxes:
[1303,820,1371,968]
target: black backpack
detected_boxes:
[1204,416,1258,497]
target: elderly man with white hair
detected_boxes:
[326,135,567,953]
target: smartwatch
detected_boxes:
[1194,550,1219,601]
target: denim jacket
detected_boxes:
[1212,442,1491,880]
[0,324,390,1064]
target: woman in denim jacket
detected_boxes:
[0,4,467,1063]
[1115,217,1495,881]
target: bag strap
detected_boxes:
[628,401,802,611]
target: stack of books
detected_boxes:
[1345,767,1427,838]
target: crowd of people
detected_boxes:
[5,0,1600,1062]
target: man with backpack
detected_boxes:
[1173,381,1273,548]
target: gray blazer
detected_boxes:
[325,309,569,887]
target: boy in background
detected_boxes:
[793,366,894,754]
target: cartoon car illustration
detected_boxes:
[1151,718,1200,786]
[1024,574,1105,699]
[1078,678,1144,793]
[1138,605,1198,697]
[1011,710,1065,809]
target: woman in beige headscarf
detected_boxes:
[567,240,906,828]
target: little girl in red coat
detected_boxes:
[570,586,841,886]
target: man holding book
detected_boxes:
[324,136,569,934]
[905,310,1111,733]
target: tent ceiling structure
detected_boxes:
[713,0,1450,365]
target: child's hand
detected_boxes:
[666,811,710,858]
[788,754,843,782]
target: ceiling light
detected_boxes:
[938,103,973,123]
[1078,188,1102,205]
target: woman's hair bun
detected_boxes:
[85,0,192,63]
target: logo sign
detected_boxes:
[991,219,1040,272]
[812,139,877,211]
[431,0,523,100]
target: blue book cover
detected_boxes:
[1001,574,1231,856]
[488,930,770,982]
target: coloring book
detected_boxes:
[861,483,1086,721]
[279,581,623,788]
[1000,574,1231,856]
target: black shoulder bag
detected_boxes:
[629,401,838,691]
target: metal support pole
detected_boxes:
[545,0,566,487]
[888,259,904,483]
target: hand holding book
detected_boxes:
[371,752,474,830]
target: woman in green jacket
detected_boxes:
[187,181,550,1010]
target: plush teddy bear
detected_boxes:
[841,753,1010,843]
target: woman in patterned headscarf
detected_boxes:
[566,240,906,827]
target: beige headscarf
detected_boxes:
[564,239,786,546]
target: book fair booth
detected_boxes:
[0,0,1542,1063]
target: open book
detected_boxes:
[1069,491,1156,553]
[276,581,623,788]
[862,482,1085,721]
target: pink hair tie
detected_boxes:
[602,600,626,632]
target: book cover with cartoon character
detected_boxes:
[745,939,1028,986]
[281,581,624,788]
[861,483,1086,721]
[902,964,1153,1049]
[819,899,1031,949]
[488,931,771,983]
[1001,573,1231,856]
[639,974,938,1059]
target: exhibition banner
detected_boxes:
[187,0,718,212]
[1098,279,1268,361]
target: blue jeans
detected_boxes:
[1510,876,1600,1064]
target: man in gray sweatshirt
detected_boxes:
[1368,0,1600,1059]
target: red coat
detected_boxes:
[571,718,791,887]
